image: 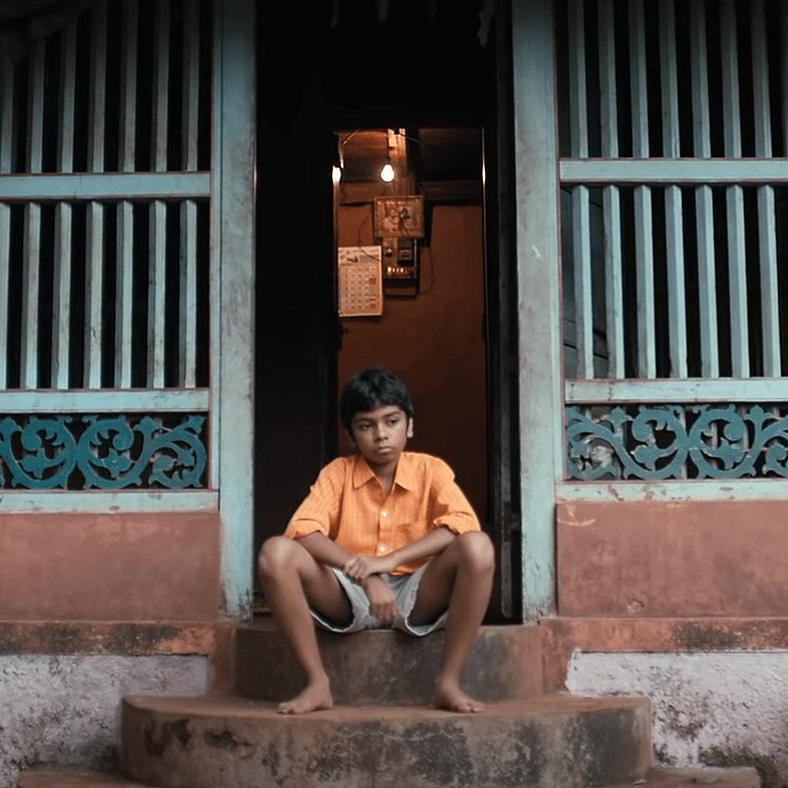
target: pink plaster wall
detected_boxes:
[557,500,788,617]
[0,512,221,621]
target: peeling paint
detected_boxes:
[566,651,788,788]
[701,745,781,788]
[0,655,207,788]
[674,624,743,651]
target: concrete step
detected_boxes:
[17,764,762,788]
[17,771,139,787]
[603,766,761,788]
[235,619,543,704]
[120,692,651,788]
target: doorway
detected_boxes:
[254,0,519,620]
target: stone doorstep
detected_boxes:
[16,765,763,788]
[235,620,543,704]
[119,693,652,788]
[17,771,139,788]
[606,766,761,788]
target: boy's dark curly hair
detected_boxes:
[339,368,414,431]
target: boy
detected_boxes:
[258,368,494,715]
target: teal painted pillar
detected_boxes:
[512,0,563,620]
[212,0,256,618]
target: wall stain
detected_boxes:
[144,719,191,757]
[701,745,781,788]
[673,623,741,650]
[204,729,253,756]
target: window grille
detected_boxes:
[0,0,212,391]
[558,0,788,482]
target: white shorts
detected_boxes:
[311,562,448,637]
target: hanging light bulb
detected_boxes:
[332,165,342,184]
[380,163,395,182]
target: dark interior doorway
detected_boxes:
[254,0,519,620]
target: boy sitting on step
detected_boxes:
[259,367,495,715]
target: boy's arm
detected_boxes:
[343,526,455,582]
[295,531,355,569]
[298,532,399,621]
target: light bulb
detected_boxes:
[332,165,342,184]
[380,163,395,182]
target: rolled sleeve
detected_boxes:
[284,459,346,540]
[430,460,480,535]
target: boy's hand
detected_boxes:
[343,554,397,582]
[362,575,398,622]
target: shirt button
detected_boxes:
[379,545,387,553]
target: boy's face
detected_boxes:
[348,403,413,471]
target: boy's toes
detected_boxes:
[277,680,333,715]
[434,682,486,714]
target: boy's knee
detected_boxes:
[258,535,294,578]
[456,531,495,573]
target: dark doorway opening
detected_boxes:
[255,0,520,621]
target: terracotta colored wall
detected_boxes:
[337,203,488,520]
[557,500,788,617]
[0,512,221,621]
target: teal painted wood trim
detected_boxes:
[212,0,256,619]
[0,490,217,512]
[560,158,788,184]
[512,0,563,620]
[558,480,788,503]
[0,389,209,411]
[0,172,210,201]
[566,378,788,403]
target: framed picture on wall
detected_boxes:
[373,195,425,239]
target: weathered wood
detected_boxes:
[212,0,257,617]
[513,0,562,619]
[0,388,209,412]
[20,40,46,388]
[566,378,788,403]
[180,0,201,387]
[0,172,210,200]
[688,2,719,378]
[561,158,788,183]
[598,0,624,379]
[751,0,780,376]
[84,0,108,389]
[52,20,78,389]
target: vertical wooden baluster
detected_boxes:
[691,0,719,379]
[568,0,594,379]
[599,0,624,380]
[149,0,170,388]
[85,0,108,388]
[660,0,687,379]
[630,0,656,378]
[0,51,13,389]
[721,0,749,377]
[116,0,138,388]
[52,20,78,389]
[181,0,200,388]
[21,39,46,389]
[751,0,780,377]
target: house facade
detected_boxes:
[2,0,788,784]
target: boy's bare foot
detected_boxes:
[277,678,333,715]
[434,679,485,714]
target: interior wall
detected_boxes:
[337,203,488,520]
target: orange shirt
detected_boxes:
[285,451,480,575]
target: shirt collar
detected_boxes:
[352,452,418,491]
